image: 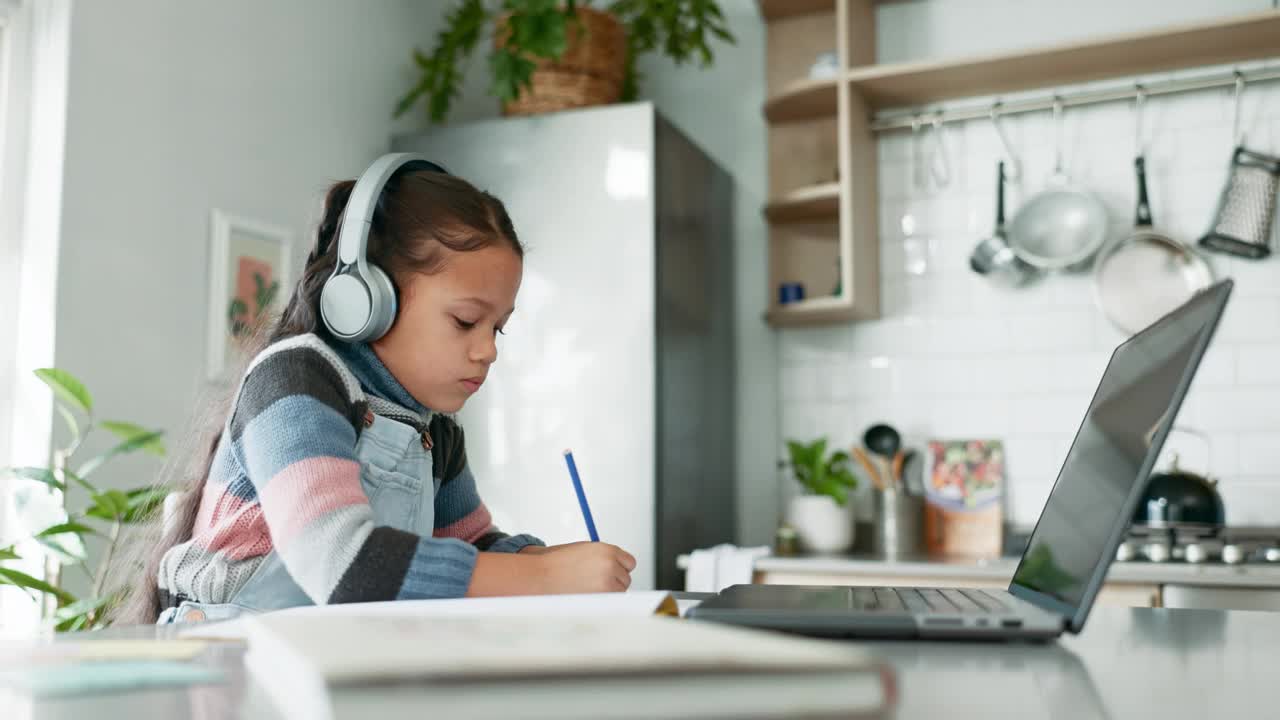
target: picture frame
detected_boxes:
[206,210,293,380]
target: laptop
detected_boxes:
[688,279,1234,641]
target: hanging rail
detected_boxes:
[869,65,1280,132]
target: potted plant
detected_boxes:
[394,0,735,123]
[784,438,860,554]
[1,369,169,630]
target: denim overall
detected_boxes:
[158,398,437,624]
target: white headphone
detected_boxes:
[320,153,450,343]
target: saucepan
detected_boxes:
[970,161,1037,286]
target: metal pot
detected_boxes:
[1007,100,1110,271]
[1132,462,1225,530]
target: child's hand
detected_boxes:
[535,542,636,593]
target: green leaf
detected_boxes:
[0,546,19,561]
[55,614,87,632]
[488,47,537,103]
[61,468,98,495]
[35,535,87,564]
[56,404,82,449]
[76,429,166,478]
[0,567,75,604]
[99,421,167,456]
[5,466,63,491]
[34,368,93,415]
[54,595,110,621]
[36,521,97,538]
[121,486,171,523]
[87,490,132,521]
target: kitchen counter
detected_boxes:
[677,552,1280,610]
[732,550,1280,586]
[674,553,1280,589]
[13,604,1280,719]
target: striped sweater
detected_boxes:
[157,334,541,607]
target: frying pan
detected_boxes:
[1094,102,1213,335]
[1007,100,1110,271]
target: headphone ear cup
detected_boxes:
[361,263,398,342]
[321,273,373,341]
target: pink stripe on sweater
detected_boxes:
[195,479,250,532]
[434,504,493,543]
[199,501,271,561]
[258,457,366,546]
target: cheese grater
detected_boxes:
[1198,146,1280,260]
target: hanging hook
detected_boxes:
[929,112,952,189]
[910,114,926,191]
[990,102,1021,183]
[1134,83,1147,157]
[1052,97,1065,176]
[1232,70,1246,147]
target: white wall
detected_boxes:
[46,0,493,585]
[780,0,1280,529]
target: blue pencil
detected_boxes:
[563,449,599,542]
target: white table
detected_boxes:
[12,602,1280,719]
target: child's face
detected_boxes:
[372,243,522,413]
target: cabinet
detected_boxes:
[759,1,1280,326]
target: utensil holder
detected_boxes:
[872,489,924,558]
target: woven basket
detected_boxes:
[496,7,627,117]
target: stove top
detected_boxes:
[1116,526,1280,565]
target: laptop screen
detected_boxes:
[1010,281,1230,619]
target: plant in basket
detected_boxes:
[395,0,735,123]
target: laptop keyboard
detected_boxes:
[855,587,1012,614]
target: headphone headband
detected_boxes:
[320,153,449,343]
[335,154,448,266]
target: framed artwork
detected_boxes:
[206,210,293,380]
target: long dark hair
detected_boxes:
[109,168,521,625]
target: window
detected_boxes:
[0,0,31,633]
[0,0,71,634]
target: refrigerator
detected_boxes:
[393,102,736,590]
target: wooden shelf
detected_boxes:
[764,183,841,224]
[766,296,861,327]
[758,0,905,21]
[764,77,839,123]
[848,9,1280,110]
[758,0,833,21]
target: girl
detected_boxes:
[116,156,635,625]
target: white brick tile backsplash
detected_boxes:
[923,394,1011,437]
[1010,393,1092,434]
[1187,343,1237,389]
[1236,343,1280,385]
[1156,428,1232,478]
[1007,481,1055,528]
[1218,480,1280,526]
[1225,257,1280,298]
[779,91,1280,521]
[1008,310,1094,352]
[780,362,819,402]
[780,326,851,365]
[1215,297,1280,344]
[846,355,899,396]
[1003,433,1062,481]
[1002,354,1059,393]
[1238,433,1280,477]
[1193,388,1280,433]
[1053,351,1112,392]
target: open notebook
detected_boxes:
[240,592,894,720]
